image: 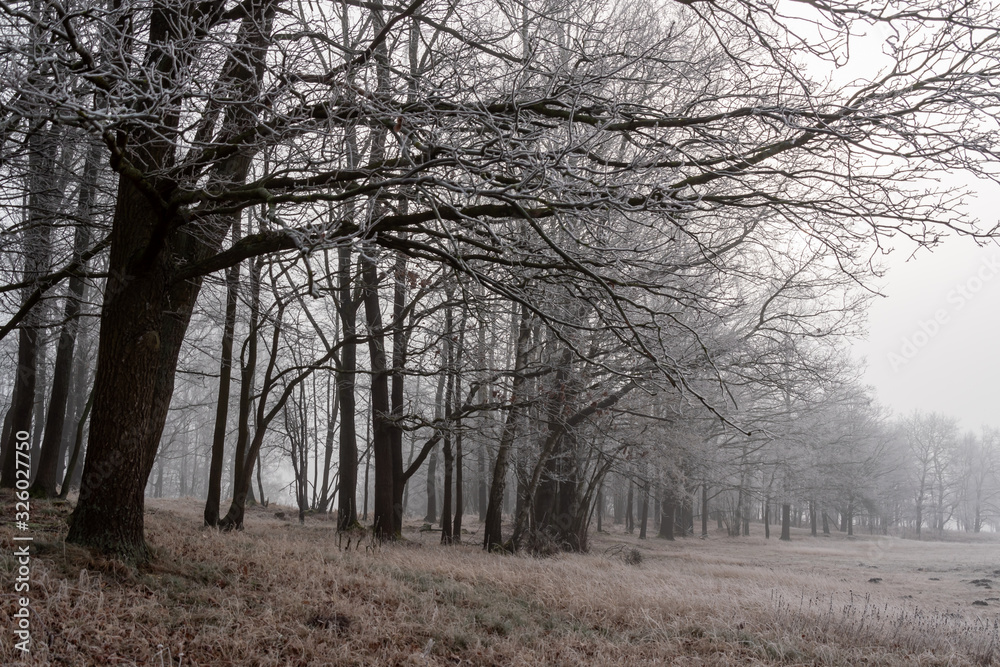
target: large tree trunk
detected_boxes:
[65,188,199,561]
[362,251,395,540]
[780,503,791,541]
[362,5,397,541]
[65,0,275,560]
[336,244,360,530]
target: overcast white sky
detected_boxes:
[853,189,1000,433]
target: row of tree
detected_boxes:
[1,0,999,561]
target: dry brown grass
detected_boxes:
[3,493,999,666]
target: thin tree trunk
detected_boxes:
[1,125,57,489]
[483,304,530,552]
[204,220,241,526]
[638,482,649,539]
[626,480,634,533]
[58,388,93,499]
[31,143,98,497]
[764,499,770,539]
[440,299,455,545]
[424,448,438,523]
[317,374,338,514]
[701,484,709,538]
[58,328,90,487]
[389,245,407,533]
[452,312,466,543]
[596,482,603,533]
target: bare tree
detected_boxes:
[0,0,997,560]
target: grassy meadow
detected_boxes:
[2,493,999,665]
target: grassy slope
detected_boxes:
[2,493,999,666]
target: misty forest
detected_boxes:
[2,0,1000,663]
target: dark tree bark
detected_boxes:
[701,485,709,538]
[316,377,338,514]
[59,325,92,490]
[424,447,437,523]
[389,244,408,533]
[1,125,56,489]
[625,480,634,533]
[614,481,624,524]
[66,0,276,560]
[658,489,675,540]
[511,376,634,551]
[452,347,464,543]
[221,283,336,527]
[204,221,241,526]
[221,254,261,524]
[361,250,396,540]
[336,243,360,531]
[440,431,454,542]
[362,441,371,521]
[596,483,603,533]
[483,304,530,552]
[440,299,455,545]
[780,503,791,541]
[681,493,693,537]
[764,500,770,539]
[58,388,93,500]
[221,274,293,530]
[810,500,817,537]
[638,482,650,539]
[65,194,201,560]
[477,443,488,523]
[31,142,98,497]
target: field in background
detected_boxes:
[2,494,999,666]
